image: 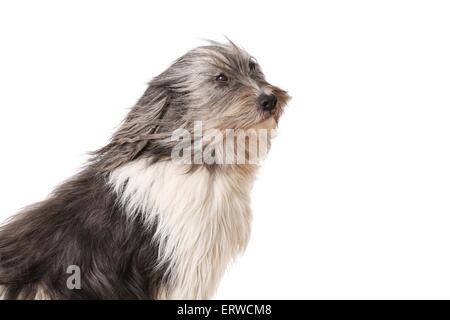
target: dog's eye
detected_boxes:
[216,73,228,82]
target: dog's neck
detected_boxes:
[109,158,258,299]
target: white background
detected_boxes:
[1,1,449,299]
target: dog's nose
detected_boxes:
[258,94,278,112]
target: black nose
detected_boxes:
[258,94,278,112]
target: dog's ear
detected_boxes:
[91,83,171,172]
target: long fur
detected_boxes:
[0,41,290,299]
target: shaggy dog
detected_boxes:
[0,41,290,299]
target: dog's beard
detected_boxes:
[250,116,277,130]
[169,119,276,166]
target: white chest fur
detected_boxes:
[109,159,257,299]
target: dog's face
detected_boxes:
[150,41,291,132]
[95,41,290,170]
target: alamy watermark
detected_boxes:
[66,265,81,290]
[170,121,276,165]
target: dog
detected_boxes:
[0,40,290,299]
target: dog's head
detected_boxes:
[95,41,290,170]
